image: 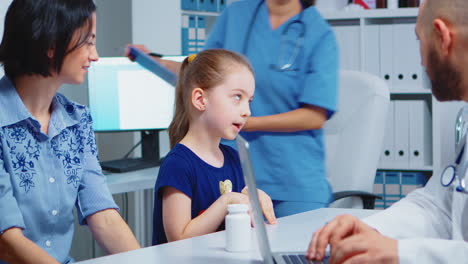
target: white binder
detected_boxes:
[392,24,408,89]
[406,24,423,89]
[394,100,410,167]
[363,24,380,77]
[333,25,361,71]
[380,101,395,167]
[392,24,422,90]
[379,24,394,90]
[408,100,432,167]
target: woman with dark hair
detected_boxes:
[0,1,140,263]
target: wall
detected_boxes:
[131,0,182,157]
[86,0,137,162]
[132,0,181,55]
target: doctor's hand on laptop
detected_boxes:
[306,214,397,264]
[241,187,277,225]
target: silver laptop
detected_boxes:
[236,135,328,264]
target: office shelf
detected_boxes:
[390,89,432,95]
[325,7,462,176]
[320,7,418,20]
[181,10,220,17]
[181,7,420,20]
[378,166,433,172]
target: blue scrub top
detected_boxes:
[205,0,338,203]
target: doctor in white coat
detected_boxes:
[307,0,468,263]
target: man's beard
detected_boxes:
[427,45,464,101]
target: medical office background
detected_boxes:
[0,0,465,261]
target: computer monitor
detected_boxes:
[87,56,185,172]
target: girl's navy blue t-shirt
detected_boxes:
[152,143,245,245]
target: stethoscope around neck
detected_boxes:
[242,0,306,72]
[441,107,468,194]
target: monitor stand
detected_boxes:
[100,130,163,173]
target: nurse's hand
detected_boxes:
[124,44,151,61]
[242,187,277,225]
[307,214,398,264]
[124,44,181,74]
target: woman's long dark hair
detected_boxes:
[0,0,96,80]
[301,0,315,8]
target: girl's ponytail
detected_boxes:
[168,57,191,148]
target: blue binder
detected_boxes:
[196,16,206,52]
[207,0,218,12]
[383,171,401,208]
[181,15,197,55]
[181,0,197,11]
[219,0,226,11]
[198,0,208,11]
[373,171,385,209]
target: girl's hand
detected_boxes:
[223,191,250,205]
[242,187,277,225]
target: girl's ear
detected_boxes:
[192,88,207,111]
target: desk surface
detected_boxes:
[77,208,375,264]
[105,167,158,194]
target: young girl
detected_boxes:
[132,0,338,218]
[152,49,277,245]
[0,1,139,263]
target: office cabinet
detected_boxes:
[321,8,463,176]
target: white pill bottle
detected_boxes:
[225,204,251,252]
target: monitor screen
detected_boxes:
[87,56,185,132]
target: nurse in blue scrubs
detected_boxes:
[127,0,338,218]
[203,0,338,217]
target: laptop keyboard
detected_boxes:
[281,254,327,264]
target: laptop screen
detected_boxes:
[236,135,275,264]
[236,136,328,264]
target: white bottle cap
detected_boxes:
[227,204,248,214]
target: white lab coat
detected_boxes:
[363,174,468,263]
